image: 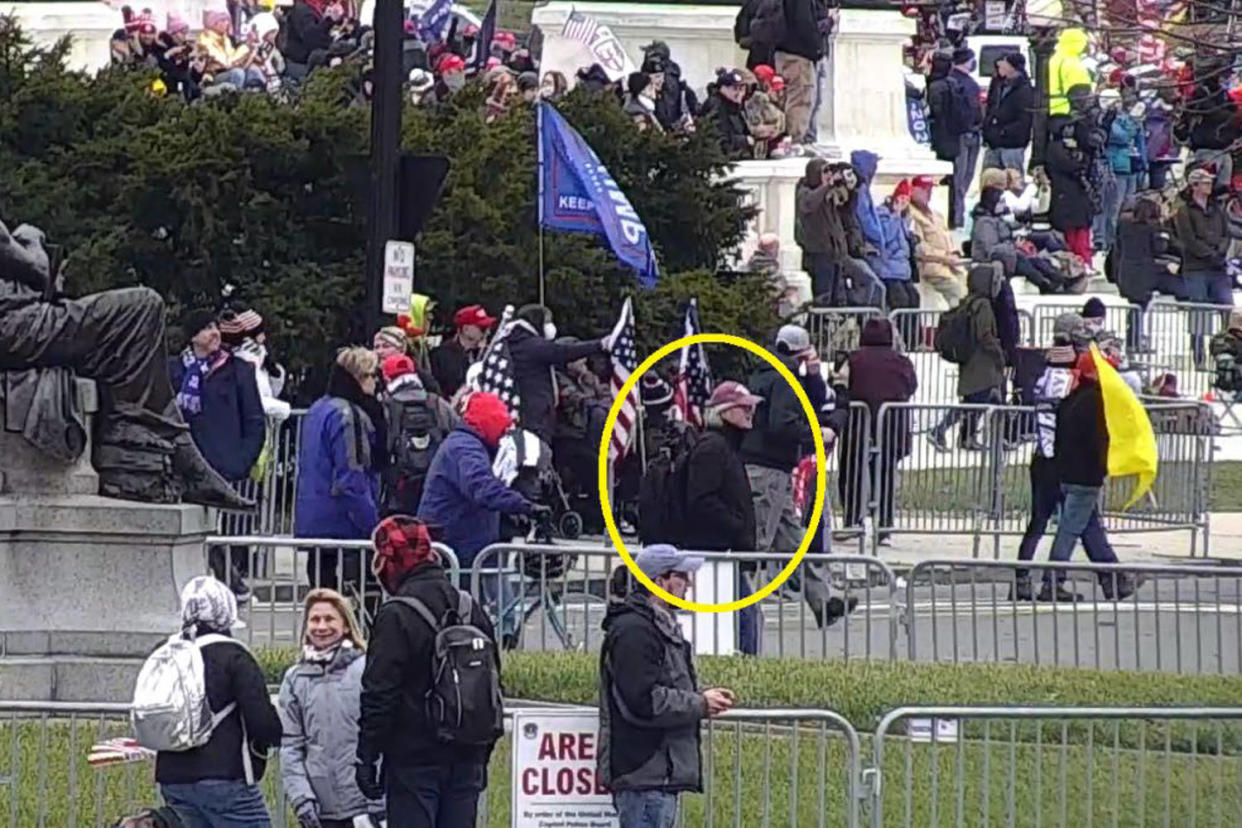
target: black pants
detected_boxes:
[385,763,486,828]
[806,253,843,305]
[838,435,897,530]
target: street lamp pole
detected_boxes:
[364,0,404,338]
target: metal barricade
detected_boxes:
[469,545,901,661]
[805,306,885,359]
[1143,300,1234,400]
[875,401,1212,558]
[904,559,1242,674]
[205,534,459,646]
[1031,300,1140,348]
[866,706,1242,827]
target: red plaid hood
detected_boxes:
[371,515,435,593]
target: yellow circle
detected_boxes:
[597,332,827,613]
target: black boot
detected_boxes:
[1008,575,1034,601]
[173,433,255,512]
[1036,581,1083,603]
[812,596,860,628]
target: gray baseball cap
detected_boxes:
[634,544,705,579]
[776,324,812,353]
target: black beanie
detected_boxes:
[181,308,217,338]
[1000,52,1027,73]
[1083,297,1107,320]
[952,47,975,66]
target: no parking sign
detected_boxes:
[511,709,619,827]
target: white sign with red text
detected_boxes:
[511,709,619,828]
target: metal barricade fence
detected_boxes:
[874,401,1211,557]
[1143,300,1234,399]
[0,701,861,828]
[903,559,1242,675]
[866,706,1242,828]
[204,535,459,646]
[1030,300,1140,349]
[468,545,901,661]
[805,306,886,358]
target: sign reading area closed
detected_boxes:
[511,709,619,827]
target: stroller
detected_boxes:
[495,428,585,541]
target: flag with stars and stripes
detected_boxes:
[478,306,521,422]
[672,297,712,428]
[608,297,639,462]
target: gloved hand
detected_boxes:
[356,761,384,801]
[529,503,553,522]
[294,799,321,828]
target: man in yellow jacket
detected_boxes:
[1047,28,1092,119]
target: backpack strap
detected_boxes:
[456,591,474,624]
[387,596,441,632]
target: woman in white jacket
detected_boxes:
[219,308,290,423]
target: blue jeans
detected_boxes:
[982,146,1025,172]
[385,762,484,828]
[1092,169,1118,251]
[213,67,266,90]
[1018,460,1117,582]
[1045,484,1118,586]
[951,132,981,228]
[161,780,271,828]
[737,568,760,656]
[614,790,678,828]
[1184,270,1234,365]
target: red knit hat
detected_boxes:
[753,64,776,84]
[892,179,913,200]
[464,392,512,447]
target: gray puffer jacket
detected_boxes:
[279,644,379,820]
[597,593,706,794]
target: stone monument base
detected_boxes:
[0,495,212,701]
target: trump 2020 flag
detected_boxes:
[1090,343,1158,509]
[417,0,453,42]
[472,0,496,71]
[537,102,660,287]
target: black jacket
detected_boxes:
[598,594,705,794]
[357,562,500,768]
[734,0,774,68]
[983,74,1034,150]
[739,355,824,471]
[506,323,603,445]
[700,93,751,160]
[653,61,698,130]
[683,425,755,552]
[1044,135,1093,231]
[1112,219,1169,305]
[776,0,827,61]
[429,336,479,399]
[1055,380,1108,487]
[283,0,334,64]
[948,69,983,134]
[1174,196,1231,273]
[169,354,266,482]
[154,630,283,785]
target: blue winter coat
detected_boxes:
[1105,112,1147,175]
[293,396,380,540]
[871,204,914,282]
[417,425,533,567]
[169,354,266,482]
[851,150,884,252]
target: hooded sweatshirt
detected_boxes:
[850,150,884,253]
[1048,28,1091,117]
[795,158,847,258]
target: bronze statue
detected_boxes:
[0,218,252,510]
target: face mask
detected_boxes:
[445,73,465,92]
[544,322,557,340]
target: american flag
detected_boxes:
[561,10,600,45]
[608,297,639,462]
[672,298,712,427]
[478,305,521,422]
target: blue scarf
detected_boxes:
[176,347,224,416]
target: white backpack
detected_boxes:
[131,633,253,780]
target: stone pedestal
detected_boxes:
[8,3,119,74]
[0,378,213,702]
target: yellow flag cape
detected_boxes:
[1090,344,1157,509]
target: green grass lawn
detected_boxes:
[5,713,1240,827]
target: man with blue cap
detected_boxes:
[598,545,736,827]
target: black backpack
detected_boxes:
[389,592,504,747]
[934,300,979,365]
[637,430,700,546]
[745,0,787,50]
[386,390,449,507]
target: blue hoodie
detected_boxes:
[873,201,914,281]
[851,150,884,251]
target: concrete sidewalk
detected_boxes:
[867,512,1242,569]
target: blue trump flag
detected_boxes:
[417,0,452,42]
[472,0,496,71]
[537,102,659,287]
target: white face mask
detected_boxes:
[543,321,557,340]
